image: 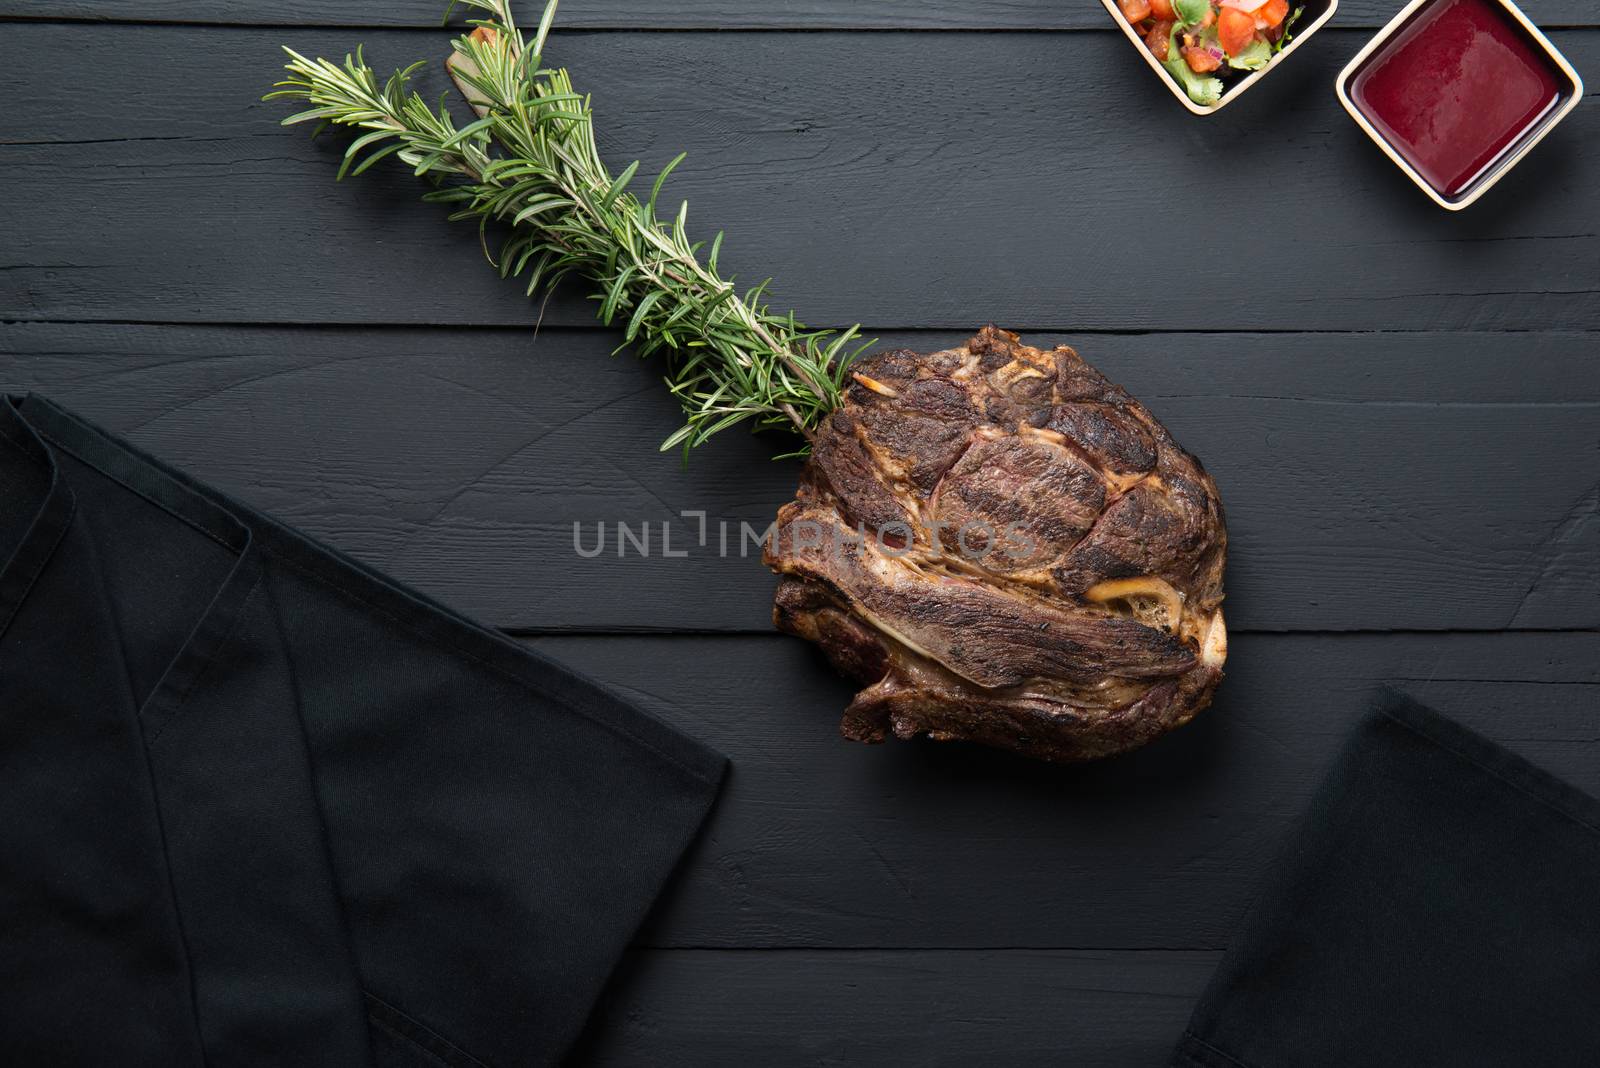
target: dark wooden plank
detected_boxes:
[3,26,1598,331]
[3,322,1596,634]
[4,0,1594,30]
[568,948,1219,1067]
[525,631,1600,950]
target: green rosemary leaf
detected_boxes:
[509,195,573,225]
[599,159,639,212]
[441,116,498,148]
[649,152,688,216]
[348,141,407,177]
[625,290,665,341]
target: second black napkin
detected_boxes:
[1175,689,1600,1067]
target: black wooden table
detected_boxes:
[3,1,1597,1063]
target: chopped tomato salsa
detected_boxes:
[1216,7,1258,55]
[1120,0,1154,22]
[1114,0,1304,106]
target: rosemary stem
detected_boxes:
[269,0,867,455]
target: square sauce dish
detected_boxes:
[1336,0,1584,210]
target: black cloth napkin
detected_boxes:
[0,395,726,1067]
[1175,690,1600,1067]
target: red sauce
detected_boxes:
[1349,0,1563,199]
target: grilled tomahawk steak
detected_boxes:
[765,326,1228,762]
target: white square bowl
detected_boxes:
[1100,0,1340,115]
[1334,0,1584,210]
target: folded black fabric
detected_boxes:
[0,395,726,1067]
[1175,690,1600,1068]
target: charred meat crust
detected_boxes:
[766,326,1228,763]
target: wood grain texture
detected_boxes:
[3,0,1594,29]
[3,6,1597,1064]
[3,27,1597,331]
[526,631,1600,950]
[3,322,1595,634]
[567,949,1220,1067]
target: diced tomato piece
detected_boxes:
[1149,0,1176,19]
[1145,19,1174,60]
[1256,0,1290,27]
[1183,44,1222,72]
[1119,0,1153,22]
[1216,6,1258,55]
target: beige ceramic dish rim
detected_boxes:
[1099,0,1341,115]
[1333,0,1585,211]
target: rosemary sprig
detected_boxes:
[267,0,869,454]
